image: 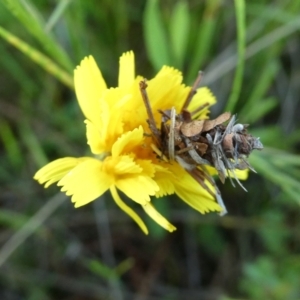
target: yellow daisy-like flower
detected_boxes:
[34,51,224,234]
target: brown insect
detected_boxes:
[139,72,263,216]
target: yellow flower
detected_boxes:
[34,51,223,234]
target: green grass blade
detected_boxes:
[143,0,171,70]
[246,16,300,60]
[186,1,220,83]
[85,259,116,279]
[45,0,73,32]
[0,193,66,268]
[186,20,216,83]
[226,0,246,112]
[0,119,23,169]
[19,123,48,167]
[241,97,278,123]
[250,150,300,205]
[0,42,38,93]
[240,60,279,121]
[169,1,190,69]
[205,16,300,84]
[250,126,287,149]
[2,0,73,72]
[0,26,73,89]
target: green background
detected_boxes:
[0,0,300,299]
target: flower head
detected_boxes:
[34,51,252,234]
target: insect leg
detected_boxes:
[175,155,196,171]
[139,80,161,147]
[183,137,211,165]
[206,133,226,183]
[216,115,237,145]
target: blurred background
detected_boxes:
[0,0,300,299]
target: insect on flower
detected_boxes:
[34,51,263,233]
[139,72,263,216]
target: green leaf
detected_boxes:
[45,0,73,32]
[114,258,135,276]
[197,224,225,257]
[84,259,116,279]
[19,122,48,167]
[0,26,73,89]
[0,119,23,169]
[169,1,190,69]
[2,0,73,72]
[226,0,246,112]
[85,257,134,279]
[249,126,283,149]
[143,0,171,70]
[259,211,289,254]
[186,1,220,83]
[250,149,300,205]
[241,97,278,123]
[240,60,279,121]
[0,42,38,93]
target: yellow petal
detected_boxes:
[110,185,148,234]
[175,184,221,214]
[57,158,112,207]
[142,203,176,232]
[206,165,249,180]
[101,87,128,110]
[113,155,142,174]
[171,165,221,214]
[153,165,175,197]
[154,65,183,86]
[104,156,158,203]
[34,157,82,187]
[147,66,188,116]
[84,91,126,153]
[112,126,144,157]
[188,87,216,119]
[94,88,127,151]
[120,76,149,131]
[231,169,249,180]
[118,51,135,88]
[116,175,159,205]
[205,165,218,176]
[85,119,105,154]
[136,159,156,178]
[74,56,107,129]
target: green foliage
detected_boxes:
[143,0,171,70]
[0,0,300,299]
[1,0,73,71]
[197,224,226,257]
[169,1,190,69]
[241,256,300,300]
[0,26,73,88]
[251,148,300,205]
[85,257,134,279]
[225,0,246,112]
